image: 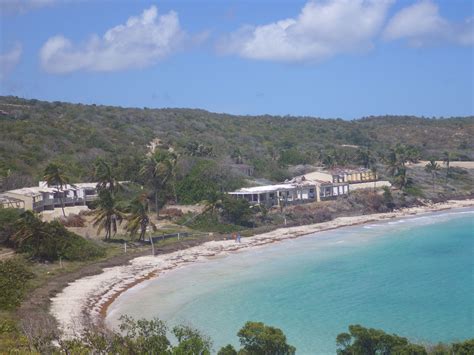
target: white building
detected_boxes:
[228,177,349,208]
[2,182,99,212]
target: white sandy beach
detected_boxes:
[50,199,474,338]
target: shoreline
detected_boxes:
[50,199,474,338]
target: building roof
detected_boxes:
[229,182,317,195]
[5,182,98,197]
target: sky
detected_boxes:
[0,0,473,119]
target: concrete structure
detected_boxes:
[330,167,377,183]
[0,194,25,210]
[304,167,376,184]
[2,182,99,213]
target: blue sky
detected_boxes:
[0,0,473,119]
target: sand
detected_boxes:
[50,199,474,339]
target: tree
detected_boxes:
[118,315,170,354]
[43,163,70,217]
[425,159,440,193]
[384,145,416,190]
[125,193,156,241]
[140,150,177,218]
[171,325,212,355]
[92,190,124,240]
[336,325,427,355]
[221,196,252,226]
[442,151,455,184]
[371,165,378,192]
[202,191,224,217]
[217,344,238,355]
[358,147,376,169]
[94,159,120,194]
[237,321,296,355]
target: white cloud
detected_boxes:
[0,0,55,15]
[0,43,22,80]
[40,6,187,73]
[217,0,394,62]
[383,1,474,46]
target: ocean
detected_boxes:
[106,209,474,354]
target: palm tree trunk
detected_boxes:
[445,162,449,183]
[155,190,159,219]
[60,195,66,217]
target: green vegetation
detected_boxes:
[0,258,34,310]
[5,314,473,354]
[2,209,105,261]
[336,325,474,355]
[1,97,472,191]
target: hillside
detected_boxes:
[0,96,473,190]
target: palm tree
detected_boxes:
[43,163,70,217]
[442,151,454,183]
[92,190,124,240]
[384,145,416,190]
[371,165,378,192]
[125,193,156,241]
[358,148,375,169]
[322,152,335,169]
[140,150,177,218]
[202,191,224,217]
[94,159,120,194]
[425,159,440,193]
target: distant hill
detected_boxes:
[0,96,473,189]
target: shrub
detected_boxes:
[0,258,34,310]
[220,196,252,226]
[0,208,22,244]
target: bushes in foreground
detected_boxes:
[16,316,474,355]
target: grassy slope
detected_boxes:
[0,96,473,184]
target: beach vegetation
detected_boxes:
[0,258,34,310]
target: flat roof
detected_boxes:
[229,183,317,195]
[5,182,98,196]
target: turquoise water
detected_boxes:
[107,209,474,354]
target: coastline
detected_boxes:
[50,199,474,338]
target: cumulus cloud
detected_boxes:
[383,1,474,46]
[217,0,394,62]
[0,0,55,15]
[0,43,22,80]
[40,6,187,73]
